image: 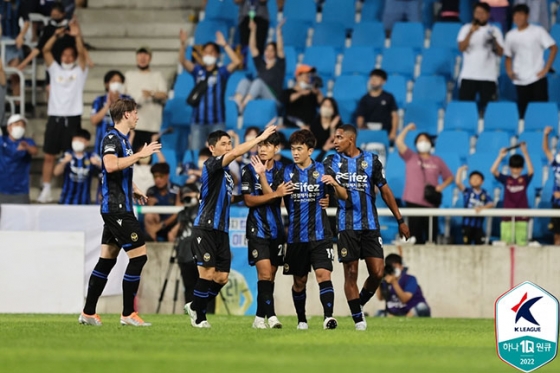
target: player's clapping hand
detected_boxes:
[250,155,266,175]
[319,194,330,209]
[134,189,148,205]
[138,142,162,158]
[276,182,295,197]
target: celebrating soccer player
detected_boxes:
[324,124,410,331]
[80,98,161,327]
[186,125,277,328]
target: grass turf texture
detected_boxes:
[1,315,558,373]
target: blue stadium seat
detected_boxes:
[194,20,229,45]
[467,153,499,190]
[533,201,554,244]
[548,74,560,106]
[225,100,239,129]
[268,0,278,28]
[333,75,368,101]
[357,129,390,150]
[337,99,358,124]
[524,102,559,132]
[361,0,384,22]
[204,0,237,27]
[312,22,347,51]
[341,46,377,76]
[476,131,511,153]
[403,129,420,150]
[403,101,439,134]
[444,101,479,134]
[303,46,337,80]
[390,22,425,50]
[284,0,317,25]
[436,152,461,180]
[321,0,356,30]
[551,24,560,45]
[224,71,248,100]
[483,102,519,134]
[351,21,385,50]
[498,74,517,102]
[384,74,407,108]
[173,73,195,98]
[420,47,456,80]
[430,22,462,52]
[381,47,416,80]
[435,130,470,162]
[165,99,192,127]
[242,100,277,128]
[518,132,548,162]
[385,153,406,201]
[412,76,447,107]
[284,46,298,79]
[282,19,310,52]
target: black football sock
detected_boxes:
[256,280,267,318]
[259,280,274,318]
[192,278,212,323]
[269,282,276,317]
[292,288,307,323]
[359,288,375,306]
[319,281,335,318]
[122,255,147,317]
[348,298,364,323]
[207,281,224,301]
[83,258,117,315]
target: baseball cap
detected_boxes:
[136,46,152,56]
[6,114,27,126]
[295,64,315,77]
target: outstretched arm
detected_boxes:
[455,165,467,192]
[396,123,415,155]
[221,124,277,167]
[543,126,554,162]
[179,29,195,72]
[491,148,508,178]
[276,19,285,58]
[520,142,533,177]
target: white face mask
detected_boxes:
[61,62,75,70]
[416,141,432,154]
[320,107,334,118]
[10,125,25,140]
[203,55,217,66]
[299,81,311,90]
[555,153,560,164]
[109,82,123,93]
[72,140,85,152]
[393,267,402,278]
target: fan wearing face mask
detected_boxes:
[396,123,454,244]
[0,114,38,204]
[309,97,340,151]
[281,64,324,128]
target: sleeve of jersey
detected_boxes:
[372,158,387,188]
[91,96,102,114]
[403,276,419,294]
[241,165,253,195]
[322,156,337,177]
[205,156,224,173]
[495,173,507,184]
[101,135,120,156]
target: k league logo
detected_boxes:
[495,281,559,373]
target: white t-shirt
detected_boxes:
[47,62,88,117]
[504,24,556,86]
[124,70,167,133]
[457,23,504,82]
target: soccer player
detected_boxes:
[241,132,294,329]
[79,98,161,327]
[280,129,348,330]
[186,126,277,328]
[324,124,410,331]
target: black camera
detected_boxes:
[384,263,395,276]
[310,73,323,89]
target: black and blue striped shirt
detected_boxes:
[58,151,96,205]
[190,65,230,125]
[100,129,134,214]
[461,187,492,229]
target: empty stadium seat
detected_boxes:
[381,47,416,79]
[224,71,248,100]
[204,0,237,27]
[420,47,456,80]
[533,201,554,244]
[412,76,447,107]
[173,73,195,98]
[518,132,548,160]
[444,101,479,134]
[361,0,384,22]
[524,102,559,132]
[435,130,470,161]
[312,22,347,51]
[165,99,192,127]
[341,46,377,76]
[390,22,425,50]
[333,75,368,101]
[403,101,439,134]
[242,100,277,128]
[303,46,337,80]
[551,24,560,45]
[351,21,385,49]
[467,153,499,190]
[282,19,310,52]
[483,102,519,134]
[225,100,239,129]
[384,74,407,107]
[337,99,358,124]
[385,153,406,201]
[548,74,560,106]
[284,46,298,79]
[321,0,356,30]
[284,0,317,25]
[430,22,462,51]
[194,20,229,44]
[476,131,511,153]
[357,129,390,150]
[436,152,461,180]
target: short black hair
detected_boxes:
[207,130,230,147]
[289,129,316,149]
[369,69,388,81]
[337,124,357,137]
[258,131,281,146]
[151,162,170,175]
[203,41,220,55]
[414,132,434,146]
[73,128,91,141]
[51,3,66,14]
[469,170,485,181]
[512,4,530,15]
[473,2,491,13]
[103,70,125,84]
[509,154,525,168]
[244,126,260,139]
[385,254,402,266]
[199,147,212,158]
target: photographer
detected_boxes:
[376,254,430,317]
[281,64,323,128]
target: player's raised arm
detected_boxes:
[103,142,161,173]
[221,124,277,167]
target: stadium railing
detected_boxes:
[1,39,38,109]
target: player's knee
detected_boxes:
[345,266,358,282]
[214,271,229,285]
[128,254,148,272]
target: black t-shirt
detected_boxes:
[37,24,76,61]
[254,56,286,98]
[281,88,319,128]
[355,91,398,132]
[309,115,331,149]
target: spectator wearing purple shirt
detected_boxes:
[396,123,454,244]
[491,142,534,246]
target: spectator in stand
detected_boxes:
[0,114,37,204]
[184,147,212,186]
[309,97,340,150]
[438,0,461,22]
[490,142,533,246]
[125,47,168,150]
[455,165,494,245]
[38,21,88,203]
[179,30,241,150]
[382,0,421,35]
[235,0,270,57]
[356,69,398,144]
[144,162,182,242]
[0,59,7,126]
[281,65,323,128]
[54,129,101,205]
[396,123,454,244]
[234,19,286,112]
[0,0,30,99]
[457,2,504,112]
[515,0,549,30]
[504,4,557,118]
[480,0,510,33]
[541,126,560,245]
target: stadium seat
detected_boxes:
[430,22,462,52]
[279,128,298,141]
[282,19,310,52]
[351,21,385,50]
[268,0,278,28]
[381,47,416,80]
[303,46,337,80]
[420,47,456,80]
[435,130,470,162]
[341,46,377,76]
[194,20,229,45]
[403,101,439,134]
[476,131,511,153]
[242,100,277,128]
[284,0,317,25]
[483,102,519,134]
[467,153,500,190]
[548,74,560,106]
[357,129,390,150]
[361,0,384,22]
[311,22,347,51]
[204,0,237,27]
[551,24,560,45]
[443,101,479,135]
[165,99,192,128]
[337,99,358,123]
[412,76,447,107]
[518,132,549,162]
[333,75,368,101]
[321,0,356,30]
[390,22,425,50]
[173,73,195,98]
[225,71,248,100]
[384,74,407,108]
[284,46,298,79]
[385,154,406,201]
[524,102,559,132]
[533,201,554,244]
[225,100,239,129]
[498,74,517,102]
[436,151,461,180]
[403,129,421,150]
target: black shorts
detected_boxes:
[248,237,284,267]
[462,226,485,245]
[549,206,560,234]
[283,239,334,277]
[43,115,82,155]
[191,228,231,272]
[337,230,384,262]
[101,212,145,251]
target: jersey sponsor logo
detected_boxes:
[335,172,369,192]
[225,171,234,194]
[241,182,250,192]
[293,182,320,192]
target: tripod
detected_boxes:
[156,244,182,314]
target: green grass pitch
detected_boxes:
[1,315,558,373]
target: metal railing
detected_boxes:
[1,38,40,109]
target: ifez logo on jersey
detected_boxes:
[495,281,559,372]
